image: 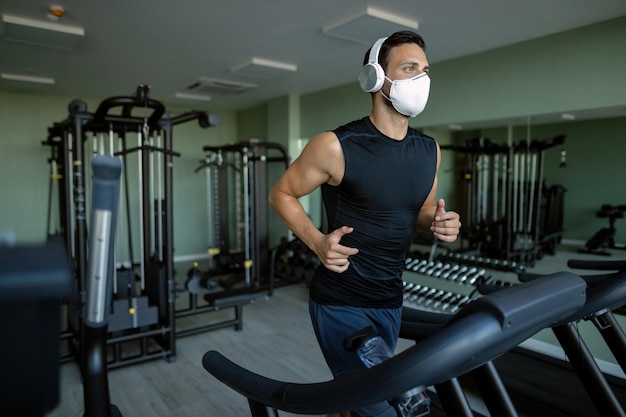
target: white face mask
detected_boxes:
[381,72,430,117]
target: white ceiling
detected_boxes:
[1,0,626,121]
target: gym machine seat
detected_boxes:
[202,272,585,416]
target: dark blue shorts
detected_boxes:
[309,299,402,417]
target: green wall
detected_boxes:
[0,92,90,244]
[420,15,626,127]
[171,110,238,257]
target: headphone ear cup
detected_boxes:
[358,62,385,93]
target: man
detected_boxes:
[269,31,461,417]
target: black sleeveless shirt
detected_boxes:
[310,117,438,308]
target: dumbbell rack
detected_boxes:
[402,250,520,314]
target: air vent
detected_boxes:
[186,77,257,96]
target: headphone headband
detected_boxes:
[368,37,388,66]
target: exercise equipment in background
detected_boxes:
[42,85,219,369]
[579,204,626,256]
[176,140,290,337]
[441,135,566,269]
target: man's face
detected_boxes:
[383,43,429,84]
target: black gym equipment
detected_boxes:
[441,135,566,268]
[0,239,72,417]
[579,204,626,256]
[400,307,520,417]
[176,140,290,337]
[198,140,289,292]
[82,155,124,417]
[202,273,586,416]
[42,85,220,369]
[269,236,320,287]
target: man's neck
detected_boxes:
[369,106,409,140]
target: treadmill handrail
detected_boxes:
[567,259,626,271]
[203,273,586,415]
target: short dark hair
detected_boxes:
[362,31,427,72]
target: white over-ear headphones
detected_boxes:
[358,37,388,93]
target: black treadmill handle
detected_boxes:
[519,270,619,286]
[203,313,502,415]
[203,273,586,415]
[567,259,626,271]
[401,307,452,324]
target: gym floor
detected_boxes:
[47,241,626,417]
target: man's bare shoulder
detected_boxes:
[302,131,344,185]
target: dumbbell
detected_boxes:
[424,290,448,307]
[410,259,428,272]
[433,263,452,278]
[416,261,435,274]
[467,268,487,285]
[432,292,455,310]
[449,295,474,314]
[416,288,438,304]
[403,281,413,290]
[403,284,423,300]
[449,265,469,281]
[441,264,460,280]
[409,286,431,303]
[425,261,444,276]
[406,258,423,270]
[458,266,478,283]
[441,294,464,311]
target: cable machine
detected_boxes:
[178,140,289,336]
[442,135,566,269]
[43,85,219,369]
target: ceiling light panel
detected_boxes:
[2,13,85,50]
[322,7,418,45]
[186,77,258,96]
[174,92,212,102]
[231,57,297,80]
[1,73,55,85]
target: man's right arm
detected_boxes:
[269,132,358,273]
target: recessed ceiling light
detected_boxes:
[231,57,297,80]
[175,92,212,101]
[2,13,85,50]
[1,73,55,85]
[322,7,418,45]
